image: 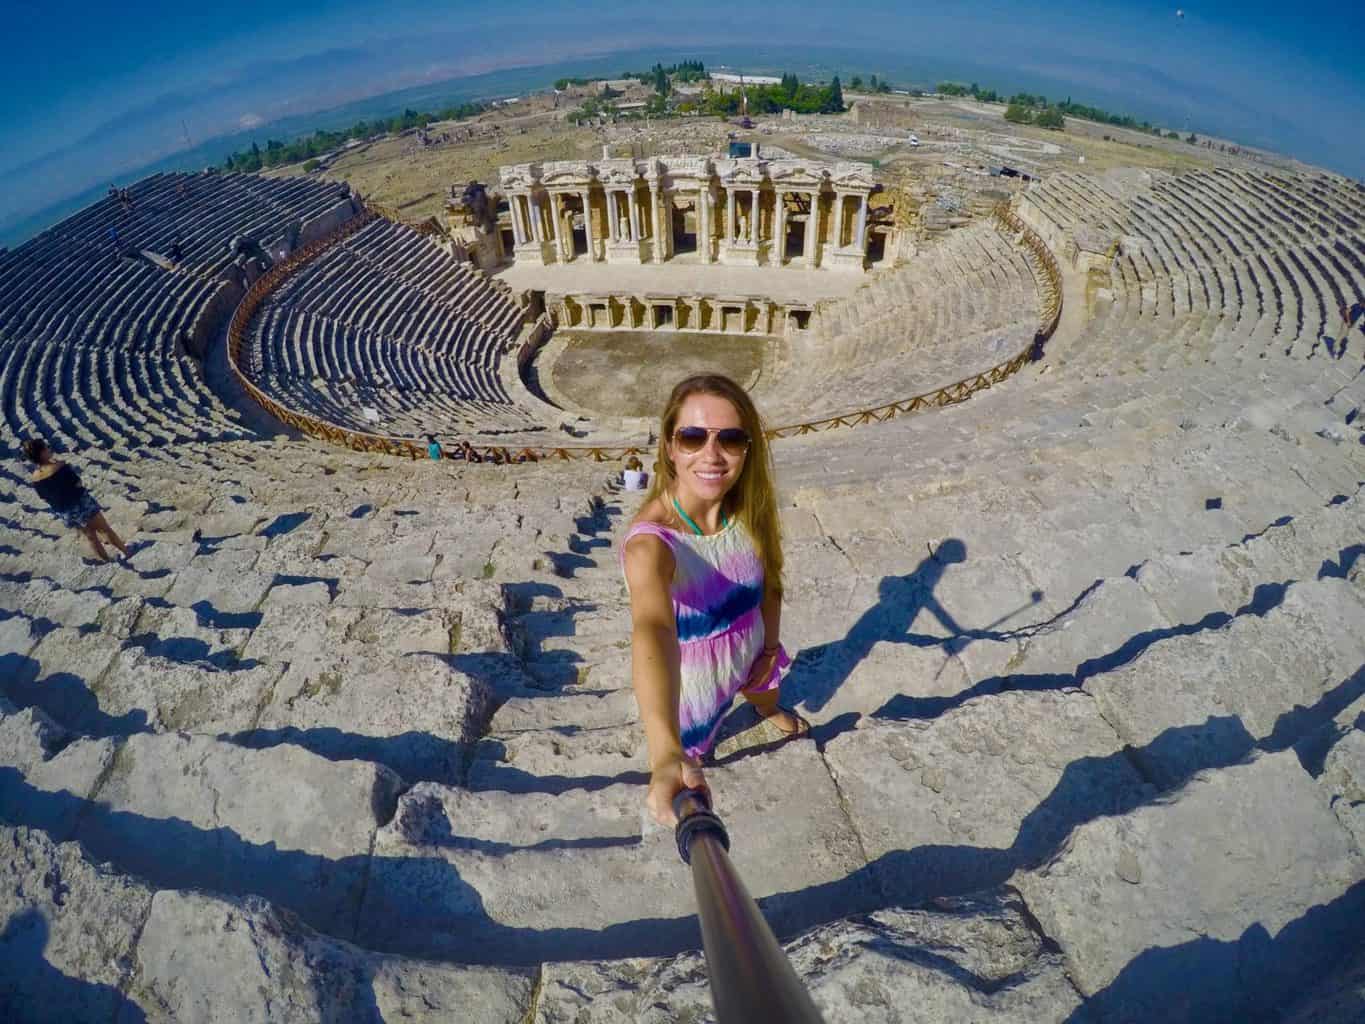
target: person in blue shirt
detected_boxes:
[426,434,442,460]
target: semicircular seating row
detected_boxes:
[1028,169,1365,375]
[761,219,1045,421]
[0,171,360,459]
[244,218,543,439]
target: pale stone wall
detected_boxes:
[495,156,893,271]
[552,291,813,336]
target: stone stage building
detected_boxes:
[492,156,895,272]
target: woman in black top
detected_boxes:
[22,439,130,562]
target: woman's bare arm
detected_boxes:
[624,533,682,766]
[623,532,704,824]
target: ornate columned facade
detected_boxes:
[496,157,887,271]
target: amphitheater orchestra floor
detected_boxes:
[495,258,868,303]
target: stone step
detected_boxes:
[358,740,868,965]
[535,890,1083,1022]
[0,707,402,939]
[1085,576,1365,788]
[1015,749,1364,1021]
[0,824,538,1024]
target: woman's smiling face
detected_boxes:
[668,392,746,502]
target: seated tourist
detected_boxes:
[426,434,442,460]
[22,439,130,563]
[623,455,647,491]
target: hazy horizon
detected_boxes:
[4,1,1363,246]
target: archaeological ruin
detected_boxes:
[496,156,892,270]
[1,79,1363,1024]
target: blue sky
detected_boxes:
[3,1,1363,242]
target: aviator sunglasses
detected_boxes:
[672,426,751,457]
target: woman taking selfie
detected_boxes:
[622,374,809,827]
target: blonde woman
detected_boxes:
[622,374,809,827]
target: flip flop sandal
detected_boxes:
[760,705,811,738]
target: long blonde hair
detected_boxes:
[642,374,784,595]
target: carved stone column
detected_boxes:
[774,191,787,265]
[650,184,664,262]
[528,196,543,243]
[855,192,869,251]
[510,193,526,245]
[831,192,846,250]
[806,190,821,268]
[607,190,620,241]
[628,186,642,244]
[549,192,564,262]
[580,190,595,261]
[699,189,712,264]
[750,188,760,243]
[726,187,737,243]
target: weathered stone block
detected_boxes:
[1014,750,1365,1020]
[255,649,494,784]
[824,691,1146,904]
[74,733,401,936]
[0,827,152,1023]
[128,890,534,1024]
[362,743,869,963]
[91,648,281,734]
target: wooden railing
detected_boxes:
[994,202,1064,340]
[226,203,1064,462]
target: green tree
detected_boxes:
[849,75,864,90]
[823,75,845,113]
[1004,103,1033,124]
[302,158,320,172]
[653,63,670,96]
[1186,131,1197,144]
[1034,107,1065,129]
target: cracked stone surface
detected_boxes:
[0,826,152,1024]
[72,732,402,936]
[1014,750,1365,1020]
[3,164,1365,1020]
[128,890,535,1024]
[536,892,1081,1023]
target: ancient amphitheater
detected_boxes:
[2,114,1364,1023]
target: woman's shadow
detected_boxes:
[784,538,1042,717]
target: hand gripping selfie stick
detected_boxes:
[673,788,825,1023]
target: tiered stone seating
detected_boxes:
[0,172,359,455]
[762,220,1042,420]
[246,217,539,437]
[1054,169,1365,374]
[1022,171,1132,241]
[2,157,1364,1021]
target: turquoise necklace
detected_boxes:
[672,495,729,536]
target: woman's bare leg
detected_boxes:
[90,513,130,558]
[81,523,111,562]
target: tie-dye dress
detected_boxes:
[623,518,790,758]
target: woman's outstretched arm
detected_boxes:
[623,533,704,825]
